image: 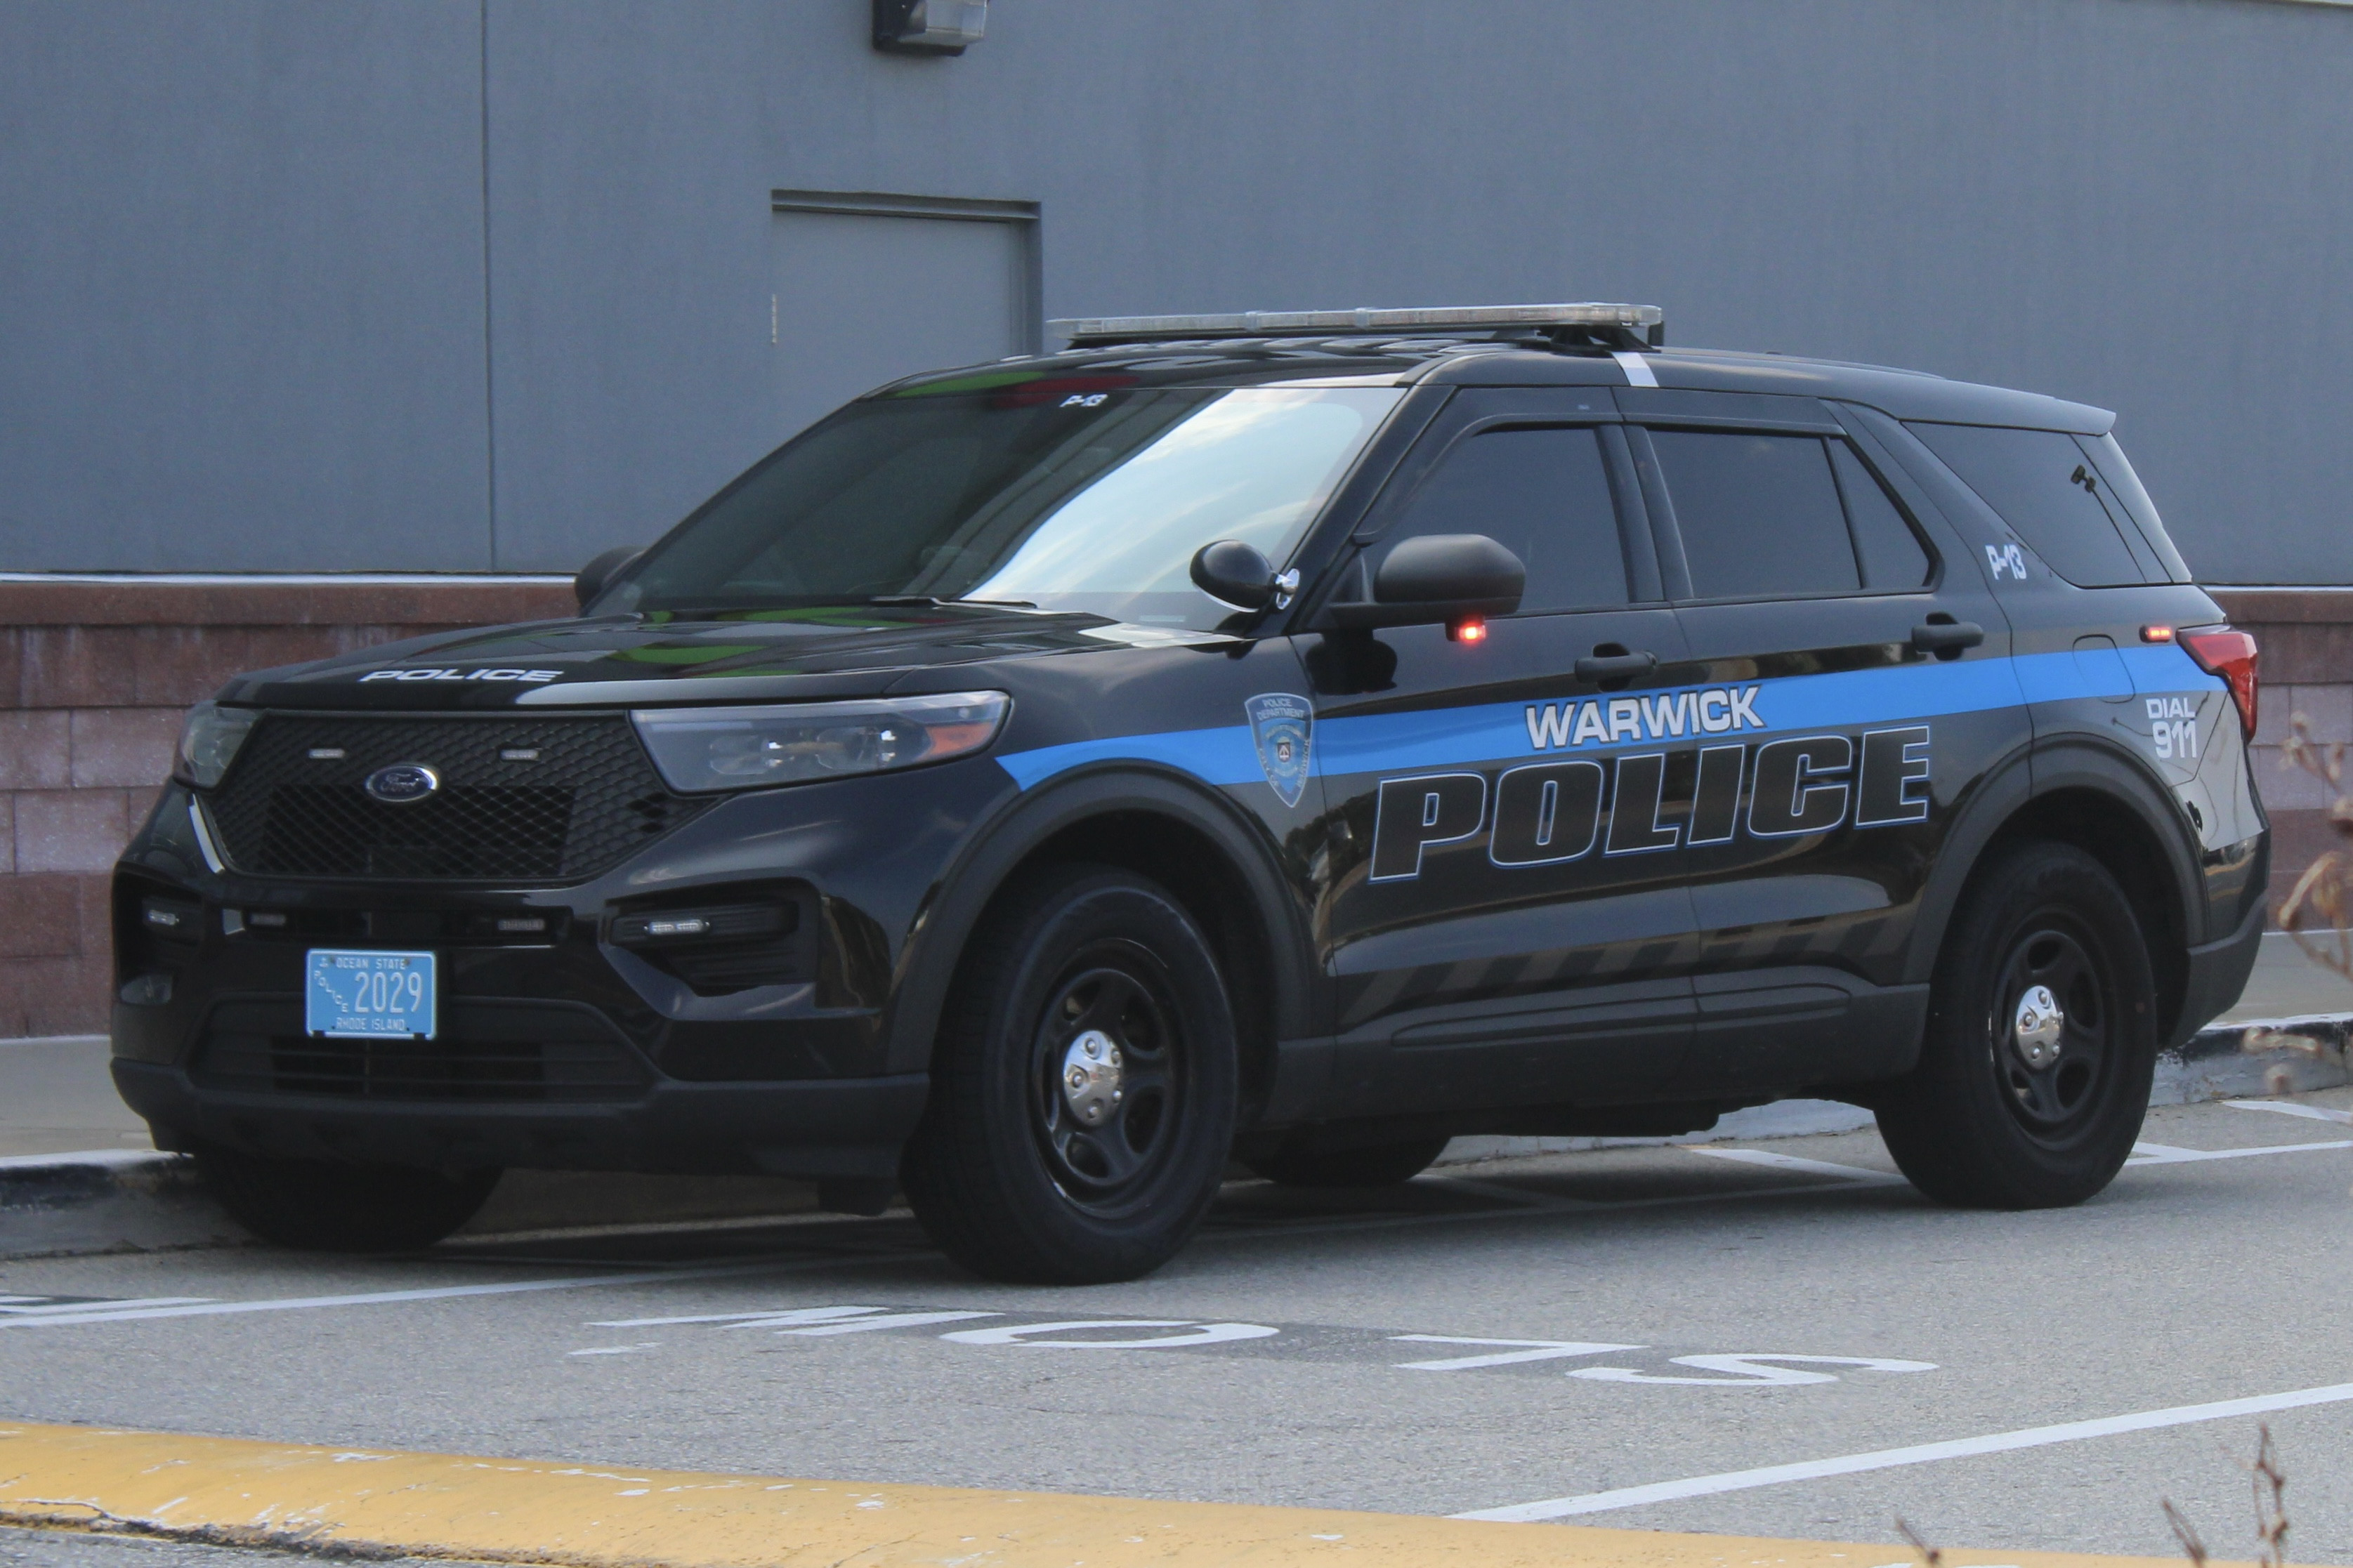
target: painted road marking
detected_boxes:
[580,1302,1924,1389]
[1685,1147,1908,1183]
[1392,1336,1643,1371]
[0,1417,2198,1568]
[1566,1353,1938,1388]
[939,1319,1280,1348]
[0,1256,926,1330]
[2127,1138,2353,1164]
[0,1296,212,1316]
[2226,1098,2353,1126]
[1455,1377,2353,1521]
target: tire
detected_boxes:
[1877,841,2158,1208]
[1245,1136,1451,1188]
[900,863,1238,1284]
[196,1146,500,1252]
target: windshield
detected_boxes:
[601,386,1403,629]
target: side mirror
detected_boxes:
[1321,534,1525,628]
[575,544,643,611]
[1189,539,1297,610]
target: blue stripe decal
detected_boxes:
[992,645,2222,791]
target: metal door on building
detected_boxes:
[769,191,1040,440]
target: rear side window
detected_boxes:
[1906,423,2150,587]
[2076,433,2192,583]
[1829,443,1933,589]
[1650,430,1859,599]
[1379,426,1630,612]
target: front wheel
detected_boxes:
[196,1146,500,1251]
[1877,842,2157,1208]
[900,864,1238,1284]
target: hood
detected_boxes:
[218,604,1231,711]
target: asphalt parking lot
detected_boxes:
[6,1091,2353,1564]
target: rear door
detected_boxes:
[1308,388,1698,1117]
[1616,388,2017,1094]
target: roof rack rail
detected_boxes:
[1048,301,1665,350]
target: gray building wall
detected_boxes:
[4,0,2349,581]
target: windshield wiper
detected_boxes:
[867,595,1039,610]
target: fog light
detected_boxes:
[141,895,202,941]
[610,904,790,948]
[119,973,173,1006]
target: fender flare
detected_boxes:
[1902,733,2206,988]
[880,763,1320,1077]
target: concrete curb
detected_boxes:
[6,1014,2348,1262]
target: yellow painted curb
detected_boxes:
[0,1417,2255,1568]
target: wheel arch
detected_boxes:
[1908,737,2205,1046]
[882,765,1318,1119]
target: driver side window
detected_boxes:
[1372,426,1633,614]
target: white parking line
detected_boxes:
[0,1256,923,1329]
[2128,1138,2353,1164]
[1453,1378,2353,1521]
[2226,1099,2353,1127]
[1684,1147,1908,1183]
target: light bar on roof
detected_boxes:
[1048,301,1665,345]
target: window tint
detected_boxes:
[1905,423,2149,587]
[1651,430,1859,599]
[1379,426,1630,612]
[1829,442,1932,588]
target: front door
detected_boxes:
[1306,389,1698,1118]
[1615,388,2018,1093]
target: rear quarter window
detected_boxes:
[1904,423,2151,588]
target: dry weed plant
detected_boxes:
[2274,714,2353,985]
[2241,714,2353,1081]
[2158,1423,2290,1568]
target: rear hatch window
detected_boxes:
[1905,423,2158,587]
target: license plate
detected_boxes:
[306,949,437,1039]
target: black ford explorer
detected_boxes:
[110,303,2268,1283]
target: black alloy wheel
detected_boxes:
[1031,953,1184,1204]
[1877,841,2158,1209]
[1992,925,2111,1135]
[902,863,1238,1284]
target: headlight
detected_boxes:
[174,702,260,789]
[631,692,1009,793]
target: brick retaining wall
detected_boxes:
[0,577,572,1037]
[0,578,2342,1040]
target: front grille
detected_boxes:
[207,715,708,881]
[193,1002,649,1104]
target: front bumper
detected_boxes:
[109,767,998,1174]
[113,1058,926,1178]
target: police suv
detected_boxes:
[112,303,2267,1283]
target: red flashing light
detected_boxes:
[1448,616,1488,644]
[2180,626,2258,741]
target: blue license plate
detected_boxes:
[306,949,437,1039]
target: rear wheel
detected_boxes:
[196,1147,499,1251]
[1877,842,2157,1208]
[1245,1136,1451,1188]
[901,864,1238,1284]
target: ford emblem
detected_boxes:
[364,763,441,805]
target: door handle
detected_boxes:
[1573,650,1658,680]
[1911,620,1985,655]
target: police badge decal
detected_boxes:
[1244,693,1314,808]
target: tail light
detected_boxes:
[2180,626,2258,742]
